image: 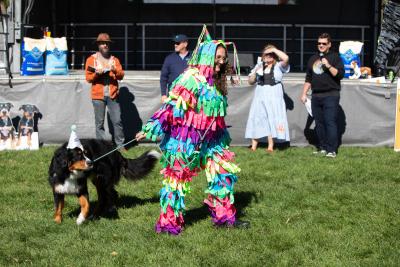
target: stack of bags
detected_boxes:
[21,37,68,76]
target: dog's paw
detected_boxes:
[54,215,62,224]
[76,213,86,225]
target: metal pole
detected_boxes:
[300,26,304,71]
[361,28,365,65]
[283,25,287,52]
[142,24,145,70]
[51,0,56,36]
[13,0,22,73]
[212,0,216,37]
[124,24,128,70]
[372,0,381,64]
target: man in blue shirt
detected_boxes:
[160,34,191,102]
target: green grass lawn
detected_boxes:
[0,146,399,266]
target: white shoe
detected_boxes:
[326,152,337,158]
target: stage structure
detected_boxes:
[0,0,383,76]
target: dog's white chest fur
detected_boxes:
[54,171,84,194]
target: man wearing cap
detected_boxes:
[85,33,126,150]
[160,34,191,103]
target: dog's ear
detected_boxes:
[19,105,25,111]
[53,147,69,169]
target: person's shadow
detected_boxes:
[303,104,346,151]
[107,86,143,149]
[337,105,346,148]
[184,191,256,226]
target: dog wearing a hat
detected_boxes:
[48,126,160,225]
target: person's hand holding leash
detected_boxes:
[161,95,168,103]
[135,131,146,141]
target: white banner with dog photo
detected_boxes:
[0,102,40,151]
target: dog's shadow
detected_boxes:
[67,194,159,220]
[184,191,256,226]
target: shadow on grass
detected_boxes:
[67,194,159,220]
[116,194,159,209]
[184,191,256,226]
[247,142,290,151]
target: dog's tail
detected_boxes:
[121,150,161,180]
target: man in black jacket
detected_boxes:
[300,33,345,158]
[160,34,191,103]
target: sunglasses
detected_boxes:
[318,42,328,46]
[174,42,182,45]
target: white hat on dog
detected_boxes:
[67,125,83,149]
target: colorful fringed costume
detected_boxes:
[141,25,241,235]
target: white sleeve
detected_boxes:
[278,61,290,73]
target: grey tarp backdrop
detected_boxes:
[0,77,396,146]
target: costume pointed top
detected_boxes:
[188,25,241,84]
[66,125,83,150]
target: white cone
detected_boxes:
[67,125,83,149]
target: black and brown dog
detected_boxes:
[0,102,15,148]
[48,139,160,225]
[17,104,39,147]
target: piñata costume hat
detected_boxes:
[187,25,241,86]
[141,25,241,234]
[66,125,83,150]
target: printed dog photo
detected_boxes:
[16,104,40,150]
[0,102,15,150]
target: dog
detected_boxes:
[48,139,160,225]
[17,104,39,148]
[0,102,15,149]
[349,61,372,79]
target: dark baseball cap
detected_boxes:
[172,34,188,43]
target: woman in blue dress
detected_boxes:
[245,44,290,152]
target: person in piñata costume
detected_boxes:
[136,25,249,235]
